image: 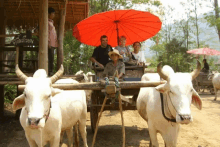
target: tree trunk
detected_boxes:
[38,0,48,73]
[214,0,220,41]
[194,0,200,48]
[0,0,6,119]
[57,1,67,71]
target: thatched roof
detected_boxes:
[4,0,88,30]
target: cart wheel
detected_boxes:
[90,90,98,133]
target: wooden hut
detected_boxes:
[0,0,89,119]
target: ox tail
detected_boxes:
[74,122,79,147]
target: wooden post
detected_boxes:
[0,0,6,74]
[38,0,48,73]
[0,0,6,119]
[15,46,19,65]
[57,1,68,70]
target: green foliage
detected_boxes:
[55,31,94,74]
[89,0,161,15]
[150,39,192,72]
[4,84,17,104]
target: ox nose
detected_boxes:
[179,114,191,121]
[28,117,41,126]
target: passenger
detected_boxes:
[202,59,209,72]
[103,49,125,79]
[90,35,113,68]
[131,41,146,66]
[115,36,131,62]
[48,7,58,76]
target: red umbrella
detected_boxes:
[187,48,220,56]
[73,9,162,47]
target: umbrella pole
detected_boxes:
[116,22,119,46]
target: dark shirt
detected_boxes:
[92,45,113,66]
[204,62,209,70]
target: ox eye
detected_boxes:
[48,94,51,98]
[170,90,173,94]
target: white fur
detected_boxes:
[13,70,62,147]
[212,72,220,100]
[75,71,94,104]
[55,79,88,147]
[136,65,202,147]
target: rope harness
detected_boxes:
[160,93,176,123]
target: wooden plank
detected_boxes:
[0,33,38,38]
[0,81,24,85]
[18,81,166,92]
[38,0,48,73]
[0,47,39,51]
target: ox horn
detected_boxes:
[191,60,201,80]
[15,64,28,82]
[157,62,169,80]
[50,64,64,83]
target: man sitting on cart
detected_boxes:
[90,35,113,68]
[202,59,209,72]
[103,49,125,79]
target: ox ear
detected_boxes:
[155,84,167,93]
[12,94,25,111]
[51,88,63,97]
[192,89,202,110]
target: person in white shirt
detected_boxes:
[131,42,146,66]
[115,36,131,62]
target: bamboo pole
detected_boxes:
[38,0,48,73]
[118,93,125,147]
[91,96,108,147]
[57,0,68,70]
[18,81,166,92]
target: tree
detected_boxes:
[204,0,220,42]
[151,38,192,72]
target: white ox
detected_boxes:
[55,78,88,147]
[75,70,94,104]
[210,72,220,101]
[12,66,88,147]
[136,61,202,147]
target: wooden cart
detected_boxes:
[193,72,215,95]
[90,65,146,133]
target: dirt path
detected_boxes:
[0,94,220,147]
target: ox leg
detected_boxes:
[161,124,179,147]
[74,124,79,147]
[50,135,60,147]
[214,87,218,101]
[60,131,65,145]
[79,119,88,147]
[148,122,159,147]
[25,133,37,147]
[66,128,74,147]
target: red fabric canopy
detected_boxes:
[73,9,162,47]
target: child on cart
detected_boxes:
[103,49,125,79]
